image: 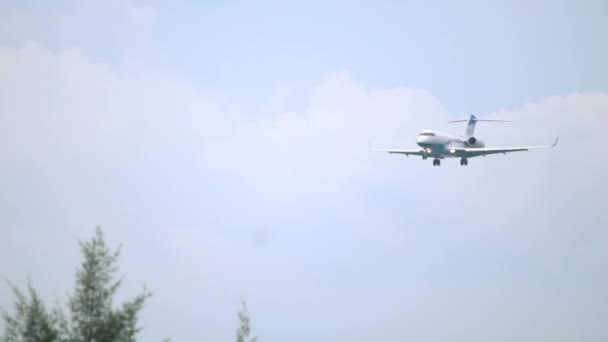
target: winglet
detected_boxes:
[551,136,559,147]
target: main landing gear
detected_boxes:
[460,158,468,166]
[432,158,441,166]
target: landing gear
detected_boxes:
[460,158,468,166]
[433,158,441,166]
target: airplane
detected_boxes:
[370,115,558,166]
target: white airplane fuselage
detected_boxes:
[416,130,485,159]
[370,114,558,166]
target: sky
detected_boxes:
[0,1,607,341]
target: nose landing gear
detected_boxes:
[432,158,441,166]
[460,158,468,166]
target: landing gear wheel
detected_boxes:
[460,158,468,166]
[433,158,441,166]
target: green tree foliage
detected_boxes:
[66,226,151,342]
[2,227,152,342]
[1,281,60,342]
[236,301,257,342]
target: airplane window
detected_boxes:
[419,132,435,136]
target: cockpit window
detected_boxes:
[418,132,435,136]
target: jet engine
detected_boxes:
[466,136,477,146]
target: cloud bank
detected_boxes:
[1,43,608,342]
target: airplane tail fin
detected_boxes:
[448,115,511,136]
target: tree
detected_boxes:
[1,227,152,342]
[66,226,151,342]
[236,300,257,342]
[1,281,60,342]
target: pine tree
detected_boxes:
[1,281,60,342]
[2,227,154,342]
[66,226,151,342]
[236,301,257,342]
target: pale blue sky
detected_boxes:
[1,1,607,342]
[3,1,607,114]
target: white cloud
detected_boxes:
[203,71,449,196]
[0,43,216,163]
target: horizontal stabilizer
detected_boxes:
[448,118,511,123]
[448,114,510,136]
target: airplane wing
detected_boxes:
[368,139,427,156]
[370,148,426,156]
[454,137,559,158]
